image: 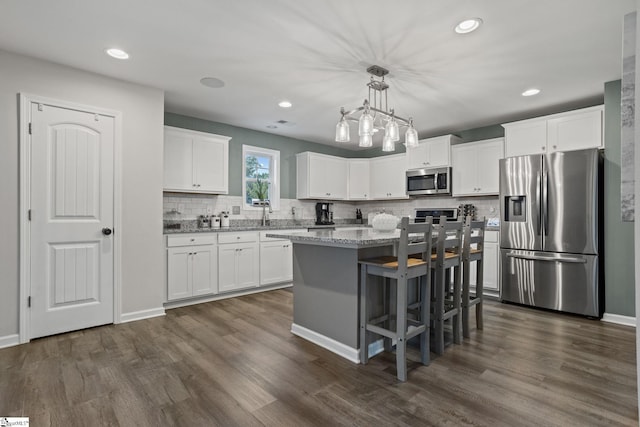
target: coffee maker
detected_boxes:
[315,202,334,225]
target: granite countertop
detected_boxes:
[266,228,402,248]
[163,221,367,235]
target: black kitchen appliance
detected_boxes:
[315,202,334,225]
[413,207,458,224]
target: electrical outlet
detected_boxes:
[232,205,240,215]
[206,206,212,215]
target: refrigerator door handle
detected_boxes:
[542,165,549,236]
[536,172,542,236]
[506,252,587,264]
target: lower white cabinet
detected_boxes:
[167,235,218,301]
[259,230,295,285]
[218,232,259,293]
[469,230,499,295]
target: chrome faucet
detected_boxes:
[261,201,272,226]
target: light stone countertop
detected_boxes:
[266,228,403,249]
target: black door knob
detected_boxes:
[102,227,113,236]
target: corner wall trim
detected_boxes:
[602,313,636,327]
[291,323,360,364]
[119,307,166,324]
[0,334,20,349]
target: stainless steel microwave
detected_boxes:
[406,167,451,195]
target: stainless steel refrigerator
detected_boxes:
[499,148,603,317]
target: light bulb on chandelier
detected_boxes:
[334,65,417,149]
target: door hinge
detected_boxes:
[28,209,31,221]
[27,296,31,307]
[28,122,32,135]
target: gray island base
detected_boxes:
[266,228,403,363]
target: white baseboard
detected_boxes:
[119,307,166,324]
[0,334,20,349]
[291,323,360,364]
[602,313,636,327]
[164,283,292,310]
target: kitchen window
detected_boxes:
[242,145,280,210]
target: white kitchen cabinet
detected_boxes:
[163,126,230,194]
[296,152,348,200]
[502,105,603,158]
[259,230,294,285]
[167,234,218,301]
[469,230,499,296]
[452,138,504,196]
[218,232,259,293]
[406,135,461,169]
[369,154,409,199]
[348,159,370,200]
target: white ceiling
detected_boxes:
[0,0,635,150]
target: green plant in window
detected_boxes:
[248,178,269,201]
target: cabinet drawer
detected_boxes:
[167,234,217,247]
[218,231,259,244]
[485,230,499,243]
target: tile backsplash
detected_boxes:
[163,192,499,222]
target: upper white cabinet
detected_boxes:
[369,154,409,199]
[348,159,370,200]
[296,152,348,200]
[164,126,230,194]
[406,135,461,170]
[502,105,603,158]
[451,138,504,197]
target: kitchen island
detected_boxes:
[266,227,402,363]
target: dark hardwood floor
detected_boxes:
[0,289,637,426]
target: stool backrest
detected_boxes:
[397,216,433,272]
[433,216,463,265]
[463,216,486,260]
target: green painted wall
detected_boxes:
[603,80,635,316]
[164,113,361,199]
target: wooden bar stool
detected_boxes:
[462,216,486,338]
[431,216,463,355]
[359,217,433,381]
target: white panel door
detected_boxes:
[236,244,259,289]
[30,102,114,339]
[218,245,239,292]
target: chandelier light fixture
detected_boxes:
[335,65,418,151]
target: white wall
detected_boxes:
[0,50,165,338]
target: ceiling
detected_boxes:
[0,0,635,150]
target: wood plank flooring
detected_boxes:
[0,289,636,426]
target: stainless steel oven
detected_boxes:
[406,167,451,195]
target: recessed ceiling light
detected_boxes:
[522,88,541,97]
[278,101,292,108]
[105,48,129,60]
[455,18,483,34]
[200,77,225,88]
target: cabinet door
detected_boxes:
[308,155,348,199]
[427,136,451,167]
[191,246,217,296]
[348,159,370,200]
[370,155,408,199]
[236,244,259,290]
[164,132,194,191]
[451,144,478,196]
[483,240,499,291]
[474,139,504,195]
[193,137,228,193]
[406,142,430,170]
[504,120,547,158]
[218,245,239,293]
[260,241,291,285]
[167,247,192,300]
[547,108,603,153]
